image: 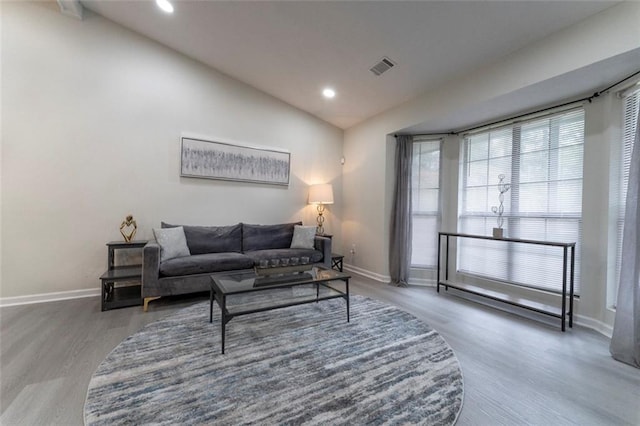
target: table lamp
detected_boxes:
[308,183,334,235]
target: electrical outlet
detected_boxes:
[350,243,356,255]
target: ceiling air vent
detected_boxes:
[370,57,396,76]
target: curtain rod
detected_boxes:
[394,132,453,138]
[597,69,640,96]
[456,98,587,135]
[395,69,640,138]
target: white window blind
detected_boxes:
[458,109,584,294]
[411,138,441,268]
[613,89,639,303]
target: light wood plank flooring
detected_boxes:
[1,275,639,425]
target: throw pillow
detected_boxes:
[153,226,191,262]
[290,225,316,249]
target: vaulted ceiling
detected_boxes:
[79,1,630,130]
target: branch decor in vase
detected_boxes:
[491,174,510,238]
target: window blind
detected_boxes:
[613,89,639,303]
[458,109,584,294]
[411,138,442,268]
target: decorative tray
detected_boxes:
[254,263,314,276]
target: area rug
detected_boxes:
[84,293,464,425]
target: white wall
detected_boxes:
[0,1,4,301]
[342,1,640,331]
[1,2,343,299]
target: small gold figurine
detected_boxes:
[119,214,138,242]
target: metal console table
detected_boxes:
[437,232,575,331]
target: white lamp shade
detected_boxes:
[308,184,334,205]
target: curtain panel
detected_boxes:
[389,135,413,287]
[610,105,640,368]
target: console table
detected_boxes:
[100,240,147,311]
[437,232,575,331]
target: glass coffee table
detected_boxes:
[210,265,350,354]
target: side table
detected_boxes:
[331,253,344,272]
[316,234,343,272]
[100,240,147,311]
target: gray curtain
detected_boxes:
[610,106,640,368]
[389,135,413,287]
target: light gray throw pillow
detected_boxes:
[290,225,316,249]
[153,226,191,262]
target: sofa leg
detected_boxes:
[143,296,161,312]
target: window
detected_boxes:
[612,88,639,305]
[411,138,441,268]
[458,109,584,293]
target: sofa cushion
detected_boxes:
[242,222,301,251]
[153,227,191,262]
[244,248,323,265]
[162,222,242,255]
[159,252,254,277]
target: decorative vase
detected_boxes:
[493,227,504,239]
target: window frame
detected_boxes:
[457,108,585,295]
[410,137,443,269]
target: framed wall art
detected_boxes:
[180,136,290,186]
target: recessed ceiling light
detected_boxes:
[156,0,174,14]
[322,88,336,99]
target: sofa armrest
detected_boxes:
[314,236,332,269]
[142,242,161,298]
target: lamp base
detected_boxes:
[316,204,326,235]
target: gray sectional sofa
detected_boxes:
[142,222,331,311]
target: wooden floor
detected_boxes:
[1,275,639,425]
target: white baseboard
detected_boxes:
[575,314,613,338]
[343,264,436,287]
[343,263,390,283]
[408,276,436,287]
[0,288,100,308]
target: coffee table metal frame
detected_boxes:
[210,266,350,354]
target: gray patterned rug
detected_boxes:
[85,293,464,425]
